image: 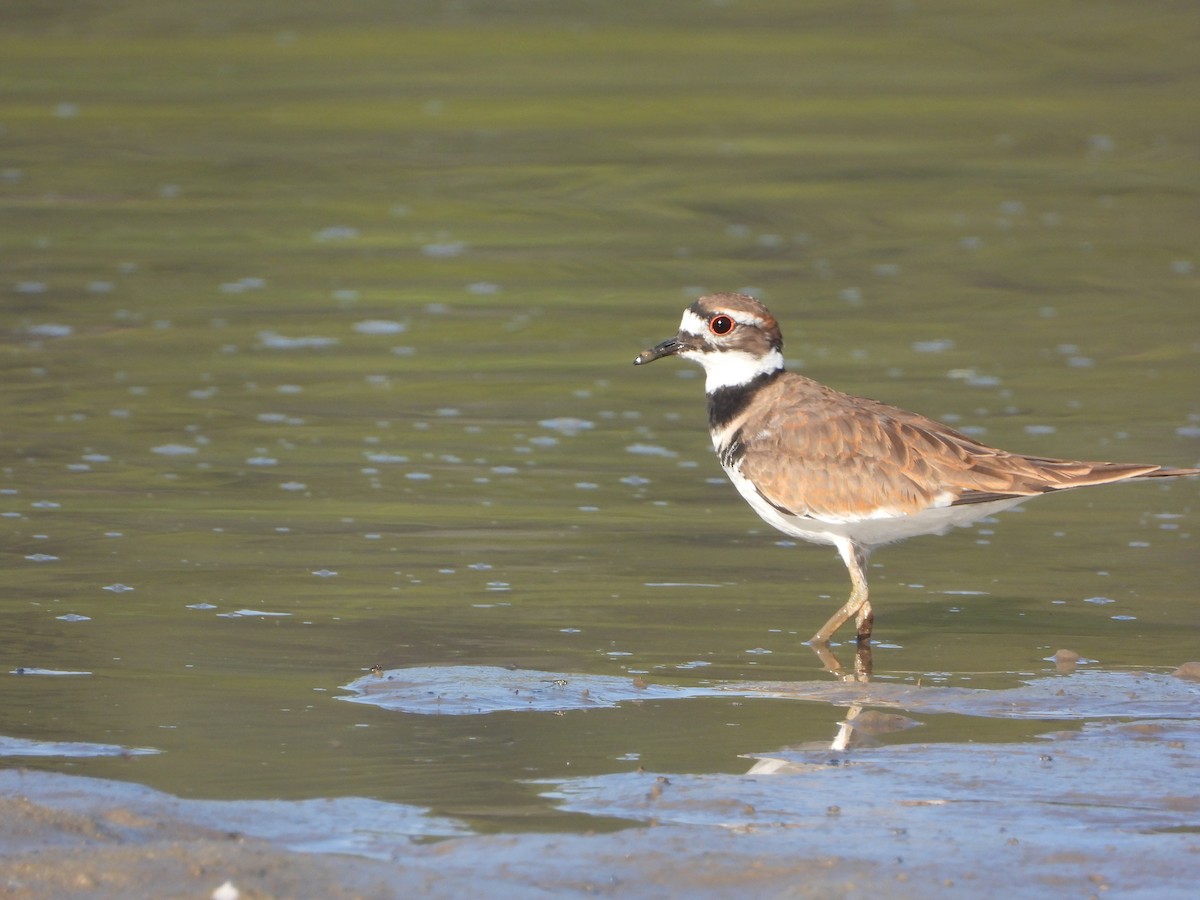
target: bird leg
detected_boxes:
[855,600,874,643]
[809,543,872,645]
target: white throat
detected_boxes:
[682,347,784,392]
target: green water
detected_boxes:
[2,0,1198,830]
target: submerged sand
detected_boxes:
[3,666,1198,899]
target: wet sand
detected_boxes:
[0,779,1126,900]
[0,776,898,898]
[5,673,1197,900]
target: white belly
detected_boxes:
[724,464,1028,551]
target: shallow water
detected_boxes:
[2,0,1198,882]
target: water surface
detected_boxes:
[2,0,1198,877]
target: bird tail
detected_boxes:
[1037,461,1200,489]
[1137,465,1200,478]
[953,459,1198,505]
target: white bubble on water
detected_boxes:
[421,241,467,258]
[151,444,198,456]
[539,417,594,436]
[626,443,677,458]
[26,322,72,336]
[913,339,955,353]
[257,331,338,350]
[353,320,407,335]
[365,453,408,463]
[313,225,359,242]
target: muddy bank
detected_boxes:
[3,711,1197,899]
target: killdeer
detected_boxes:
[634,292,1198,645]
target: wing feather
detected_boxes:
[733,374,1173,522]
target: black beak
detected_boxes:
[633,337,681,365]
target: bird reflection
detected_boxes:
[808,640,873,682]
[741,641,926,775]
[744,704,921,774]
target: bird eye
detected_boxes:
[709,315,735,336]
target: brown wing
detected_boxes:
[735,376,1177,520]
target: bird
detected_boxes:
[633,292,1198,645]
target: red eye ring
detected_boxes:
[709,315,735,336]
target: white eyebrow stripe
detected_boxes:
[679,308,766,336]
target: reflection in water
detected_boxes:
[808,641,873,683]
[744,705,924,770]
[825,706,926,752]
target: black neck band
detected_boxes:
[706,368,783,429]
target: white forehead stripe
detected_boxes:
[678,308,709,336]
